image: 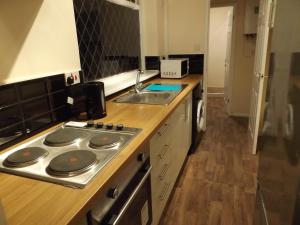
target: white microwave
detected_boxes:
[160,58,189,79]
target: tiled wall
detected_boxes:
[73,0,141,81]
[145,56,161,71]
[145,54,204,74]
[0,75,70,150]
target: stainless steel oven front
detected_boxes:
[87,145,152,225]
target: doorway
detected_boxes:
[207,6,234,113]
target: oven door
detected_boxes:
[89,165,152,225]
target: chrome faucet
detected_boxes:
[135,69,144,93]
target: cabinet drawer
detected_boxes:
[150,143,171,169]
[153,181,172,220]
[151,160,172,191]
[150,122,171,149]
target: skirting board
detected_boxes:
[230,112,249,117]
[207,87,224,98]
[207,92,224,98]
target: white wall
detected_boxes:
[0,0,81,84]
[141,0,166,56]
[166,0,209,54]
[142,0,209,56]
[208,7,232,88]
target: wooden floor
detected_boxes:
[160,98,259,225]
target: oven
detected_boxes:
[87,147,152,225]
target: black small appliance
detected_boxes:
[85,82,106,120]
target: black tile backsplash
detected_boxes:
[0,74,70,150]
[48,75,66,92]
[19,79,47,100]
[25,113,52,133]
[22,97,50,119]
[145,56,161,70]
[73,0,141,81]
[168,54,204,74]
[291,52,300,76]
[51,91,67,108]
[0,106,22,129]
[0,85,17,107]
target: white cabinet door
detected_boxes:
[150,93,192,225]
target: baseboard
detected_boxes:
[207,87,224,93]
[207,92,224,98]
[207,87,224,98]
[229,112,249,117]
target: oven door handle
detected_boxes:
[101,165,152,225]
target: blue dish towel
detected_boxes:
[144,84,182,91]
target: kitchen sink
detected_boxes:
[114,84,187,105]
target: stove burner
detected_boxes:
[44,128,88,147]
[4,147,48,168]
[47,150,97,177]
[89,133,121,149]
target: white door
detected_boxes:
[208,7,234,94]
[249,0,274,154]
[224,8,234,114]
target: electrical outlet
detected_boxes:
[65,72,81,86]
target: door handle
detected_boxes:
[256,73,264,79]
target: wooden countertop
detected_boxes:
[0,75,202,225]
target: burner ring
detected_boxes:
[89,133,123,149]
[47,150,97,177]
[44,128,89,147]
[4,147,48,168]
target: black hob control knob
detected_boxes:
[138,152,146,162]
[116,124,124,130]
[106,123,113,129]
[87,120,95,127]
[108,188,119,199]
[96,122,104,128]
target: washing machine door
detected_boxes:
[197,100,204,133]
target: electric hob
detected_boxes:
[0,121,141,188]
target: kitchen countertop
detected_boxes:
[0,75,202,225]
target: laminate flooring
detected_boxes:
[160,97,259,225]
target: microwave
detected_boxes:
[160,58,189,79]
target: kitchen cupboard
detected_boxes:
[150,93,192,225]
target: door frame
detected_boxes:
[248,0,274,154]
[223,7,234,114]
[202,0,211,131]
[209,2,237,116]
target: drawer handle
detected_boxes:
[157,123,168,136]
[159,183,171,201]
[158,144,170,159]
[159,164,169,181]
